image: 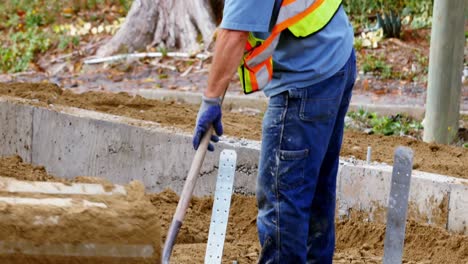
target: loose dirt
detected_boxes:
[1,82,467,179]
[0,155,64,182]
[0,157,467,263]
[0,156,116,190]
[0,157,161,264]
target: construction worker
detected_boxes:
[193,0,356,263]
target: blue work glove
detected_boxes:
[193,96,223,151]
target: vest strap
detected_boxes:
[238,0,342,94]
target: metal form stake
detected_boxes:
[366,146,372,164]
[383,147,414,264]
[204,150,237,264]
[423,0,466,144]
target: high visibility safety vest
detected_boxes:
[237,0,343,94]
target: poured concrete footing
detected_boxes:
[1,96,467,234]
[137,89,468,119]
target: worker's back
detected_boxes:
[221,0,353,96]
[253,1,354,97]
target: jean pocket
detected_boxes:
[278,149,308,190]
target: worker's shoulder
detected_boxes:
[220,0,276,33]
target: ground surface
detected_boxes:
[1,82,467,178]
[0,156,467,263]
[0,156,161,263]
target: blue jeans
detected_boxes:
[256,50,356,264]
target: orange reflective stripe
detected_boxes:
[282,0,297,6]
[246,34,279,60]
[248,0,324,59]
[266,59,273,79]
[251,60,272,76]
[238,0,341,93]
[275,0,324,33]
[248,69,259,92]
[251,64,262,72]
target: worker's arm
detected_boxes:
[192,29,248,151]
[204,29,249,98]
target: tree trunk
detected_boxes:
[97,0,221,57]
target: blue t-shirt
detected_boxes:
[220,0,354,97]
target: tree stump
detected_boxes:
[97,0,223,56]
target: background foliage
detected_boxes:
[343,0,433,29]
[0,0,435,73]
[0,0,131,73]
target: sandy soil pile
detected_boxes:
[0,157,467,263]
[154,189,468,264]
[1,82,467,178]
[0,157,161,264]
[0,156,64,182]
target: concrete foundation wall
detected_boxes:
[0,97,259,196]
[338,163,452,228]
[0,96,467,234]
[0,100,33,162]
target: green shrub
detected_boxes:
[0,27,50,73]
[347,108,423,137]
[377,11,402,38]
[370,114,422,136]
[25,9,45,27]
[344,0,433,28]
[361,54,393,79]
[58,35,81,51]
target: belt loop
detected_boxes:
[287,88,303,99]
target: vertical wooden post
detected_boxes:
[423,0,466,144]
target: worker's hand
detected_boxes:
[193,96,223,151]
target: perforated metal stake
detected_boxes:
[383,147,414,264]
[204,150,237,264]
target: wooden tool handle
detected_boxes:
[162,127,213,264]
[162,88,227,263]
